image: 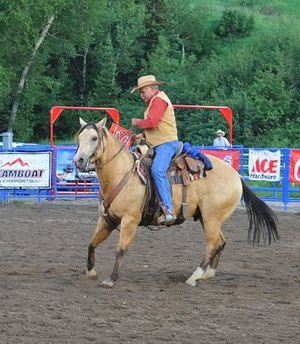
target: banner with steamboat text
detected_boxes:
[0,152,52,189]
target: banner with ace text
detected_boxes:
[248,149,281,181]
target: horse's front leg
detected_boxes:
[102,215,139,287]
[86,216,113,278]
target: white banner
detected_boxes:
[248,149,281,181]
[0,152,52,189]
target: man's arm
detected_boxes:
[132,97,168,129]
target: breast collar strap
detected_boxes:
[100,160,139,215]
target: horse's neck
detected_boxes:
[97,133,133,196]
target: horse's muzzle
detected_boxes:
[73,154,87,171]
[74,155,95,171]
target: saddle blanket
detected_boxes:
[131,151,208,186]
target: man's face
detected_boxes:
[217,133,222,138]
[139,86,156,102]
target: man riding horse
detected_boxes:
[131,75,181,225]
[73,75,279,287]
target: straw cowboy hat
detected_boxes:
[131,75,165,93]
[216,129,225,136]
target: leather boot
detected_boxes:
[157,210,177,225]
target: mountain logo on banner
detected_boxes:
[1,158,30,168]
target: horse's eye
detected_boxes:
[92,136,98,141]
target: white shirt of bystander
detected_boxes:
[213,136,230,147]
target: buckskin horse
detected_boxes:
[73,117,279,287]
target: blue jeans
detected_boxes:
[152,140,180,211]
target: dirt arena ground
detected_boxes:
[1,201,299,344]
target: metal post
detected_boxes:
[1,132,14,150]
[282,148,290,211]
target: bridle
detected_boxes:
[76,122,140,228]
[76,122,133,169]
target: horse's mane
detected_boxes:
[103,126,133,156]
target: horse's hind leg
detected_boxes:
[102,215,139,287]
[86,217,113,278]
[186,221,226,287]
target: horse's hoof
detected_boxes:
[102,277,114,288]
[202,268,216,280]
[185,277,197,287]
[86,268,97,278]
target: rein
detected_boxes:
[97,126,136,168]
[96,143,127,169]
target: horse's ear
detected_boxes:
[79,117,87,127]
[97,117,107,128]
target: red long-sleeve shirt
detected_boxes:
[135,90,168,129]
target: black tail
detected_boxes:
[241,178,279,245]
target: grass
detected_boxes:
[202,0,300,30]
[10,200,25,205]
[244,178,300,199]
[37,139,76,146]
[218,0,300,18]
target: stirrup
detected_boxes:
[157,212,177,225]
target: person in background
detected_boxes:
[131,75,179,225]
[213,129,230,147]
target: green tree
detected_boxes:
[89,34,121,107]
[1,0,300,148]
[0,0,67,140]
[215,9,254,38]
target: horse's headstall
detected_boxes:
[76,122,103,139]
[75,122,105,168]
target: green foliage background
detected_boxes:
[0,0,299,147]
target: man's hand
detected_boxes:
[131,118,140,127]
